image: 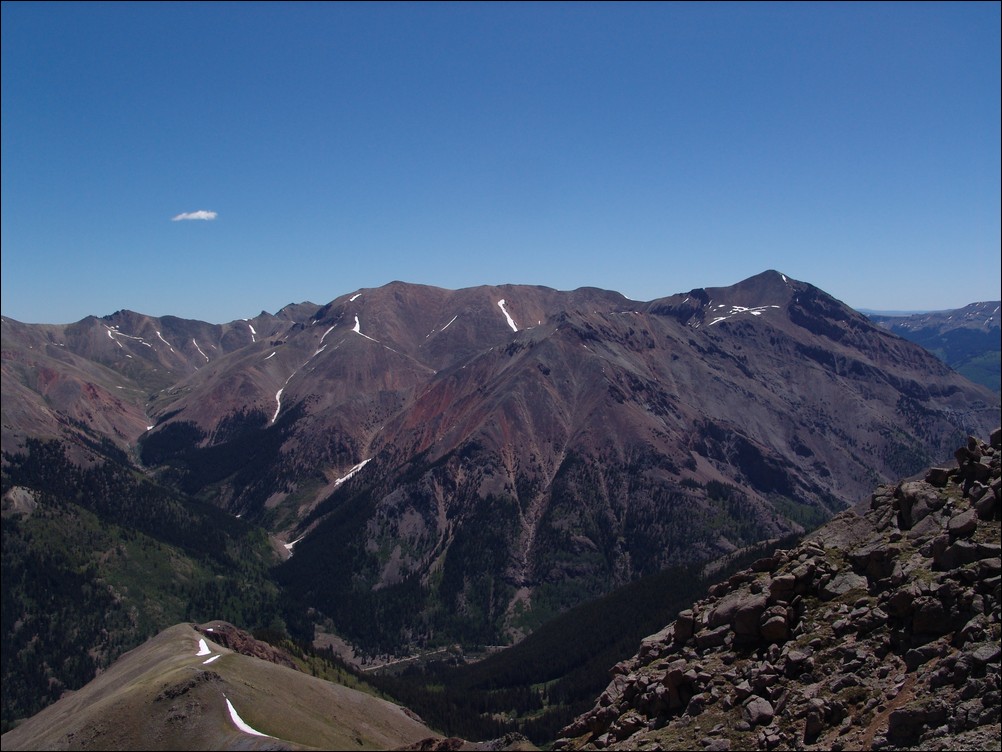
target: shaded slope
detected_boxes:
[555,430,1002,751]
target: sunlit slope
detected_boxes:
[0,622,438,751]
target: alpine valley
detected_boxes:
[2,270,999,746]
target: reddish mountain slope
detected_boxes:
[3,271,998,650]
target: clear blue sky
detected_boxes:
[2,2,999,324]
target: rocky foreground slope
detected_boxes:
[555,431,1002,751]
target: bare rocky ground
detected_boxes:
[555,430,1002,751]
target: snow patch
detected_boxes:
[155,331,175,352]
[263,352,276,360]
[247,324,257,342]
[707,304,781,326]
[192,339,209,362]
[196,639,211,657]
[224,696,273,738]
[283,534,306,553]
[352,315,379,342]
[497,299,518,332]
[202,654,221,665]
[350,292,362,302]
[272,388,284,424]
[105,325,149,347]
[332,458,371,490]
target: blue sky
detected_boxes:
[2,2,999,324]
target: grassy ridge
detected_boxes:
[0,439,295,731]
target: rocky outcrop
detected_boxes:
[555,430,1002,751]
[193,621,299,671]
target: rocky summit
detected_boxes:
[555,430,1002,751]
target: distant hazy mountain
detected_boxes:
[867,301,1001,393]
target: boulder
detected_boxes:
[695,625,730,650]
[675,609,696,643]
[912,596,949,636]
[895,481,945,529]
[925,467,955,487]
[819,570,868,600]
[759,614,790,643]
[742,696,775,726]
[732,594,769,640]
[767,573,796,603]
[948,509,978,539]
[708,592,767,629]
[887,701,949,745]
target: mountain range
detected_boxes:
[2,270,999,731]
[3,431,998,751]
[867,301,1001,393]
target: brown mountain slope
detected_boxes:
[555,430,1001,751]
[0,308,300,463]
[3,271,999,651]
[273,273,997,648]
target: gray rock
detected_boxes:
[884,588,915,618]
[742,695,775,726]
[819,570,868,599]
[675,609,696,642]
[708,591,767,630]
[887,701,949,744]
[767,573,796,602]
[948,509,978,539]
[759,614,789,643]
[970,642,1001,666]
[733,679,752,701]
[702,739,731,752]
[925,467,954,487]
[804,708,824,740]
[849,540,900,580]
[695,624,730,650]
[895,481,945,529]
[912,596,948,635]
[975,492,998,520]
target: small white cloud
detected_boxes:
[172,210,218,221]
